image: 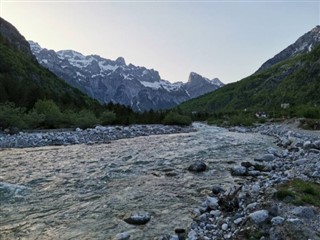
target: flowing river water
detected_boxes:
[0,123,276,239]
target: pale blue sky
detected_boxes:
[1,1,319,83]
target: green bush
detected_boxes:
[73,110,99,129]
[0,102,26,129]
[33,100,63,128]
[296,105,320,119]
[23,111,45,129]
[99,111,117,125]
[163,112,192,126]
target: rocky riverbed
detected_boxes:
[180,123,320,240]
[0,125,194,148]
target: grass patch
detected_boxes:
[275,179,320,207]
[299,118,320,130]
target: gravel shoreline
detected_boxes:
[0,124,194,148]
[172,123,320,240]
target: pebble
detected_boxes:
[221,223,228,230]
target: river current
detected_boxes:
[0,123,276,239]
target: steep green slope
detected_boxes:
[0,34,98,110]
[179,44,320,114]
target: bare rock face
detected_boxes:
[29,41,224,111]
[185,72,224,98]
[0,17,33,57]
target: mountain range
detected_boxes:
[29,41,224,111]
[179,26,320,114]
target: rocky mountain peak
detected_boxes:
[0,17,33,57]
[257,25,320,72]
[29,40,42,54]
[185,72,223,98]
[188,72,209,83]
[115,57,126,65]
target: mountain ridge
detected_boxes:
[29,41,224,111]
[257,25,320,72]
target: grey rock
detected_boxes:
[114,232,130,240]
[188,161,207,172]
[187,230,197,240]
[254,154,275,162]
[314,140,320,150]
[231,166,247,176]
[246,202,257,211]
[292,206,315,219]
[295,158,307,166]
[212,186,225,195]
[206,196,219,210]
[241,161,253,168]
[303,141,314,149]
[271,216,285,226]
[123,212,151,225]
[249,210,269,224]
[221,223,228,230]
[233,217,243,225]
[268,205,279,217]
[286,218,303,225]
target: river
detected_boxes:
[0,123,276,239]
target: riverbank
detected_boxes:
[0,124,194,148]
[180,123,320,240]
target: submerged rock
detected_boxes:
[188,161,207,172]
[0,182,30,202]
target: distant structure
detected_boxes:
[281,103,290,109]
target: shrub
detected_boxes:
[23,111,45,129]
[99,111,117,125]
[73,110,99,129]
[296,105,320,119]
[163,112,192,126]
[0,102,27,129]
[33,100,63,128]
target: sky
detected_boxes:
[0,0,319,84]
